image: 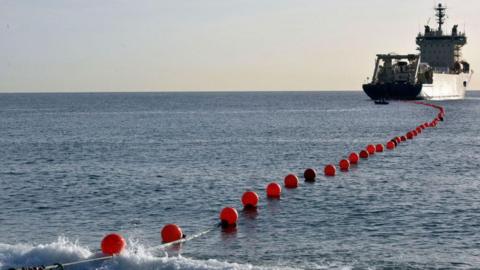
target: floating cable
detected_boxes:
[150,223,220,254]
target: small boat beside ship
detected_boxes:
[363,3,473,100]
[374,98,389,105]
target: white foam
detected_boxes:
[0,237,297,270]
[0,237,91,270]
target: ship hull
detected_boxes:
[362,83,422,100]
[418,73,467,100]
[363,73,468,100]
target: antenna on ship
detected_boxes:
[435,3,446,33]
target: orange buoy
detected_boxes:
[304,168,316,181]
[284,174,299,188]
[375,144,384,152]
[241,191,259,208]
[161,224,183,243]
[366,144,376,155]
[400,136,407,142]
[220,207,238,226]
[101,233,126,255]
[359,150,369,159]
[266,182,282,198]
[339,159,350,171]
[386,141,395,150]
[348,152,359,164]
[324,164,336,176]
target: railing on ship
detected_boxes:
[432,67,451,74]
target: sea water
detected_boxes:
[0,91,479,270]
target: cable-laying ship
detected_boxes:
[363,3,473,100]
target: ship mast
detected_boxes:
[435,3,446,34]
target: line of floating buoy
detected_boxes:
[9,101,446,270]
[156,101,446,246]
[317,101,446,178]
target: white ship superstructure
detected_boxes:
[363,4,473,100]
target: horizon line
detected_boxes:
[0,89,364,94]
[0,89,478,94]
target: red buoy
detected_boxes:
[324,164,336,176]
[412,130,418,136]
[375,144,384,152]
[416,127,422,133]
[406,132,414,140]
[304,168,316,181]
[366,144,376,155]
[359,150,369,159]
[220,207,238,226]
[390,139,398,147]
[241,191,259,208]
[386,141,395,150]
[266,182,281,198]
[339,159,350,171]
[348,152,359,164]
[161,224,183,243]
[400,136,407,142]
[284,174,299,188]
[395,137,401,144]
[101,233,126,255]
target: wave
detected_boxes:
[0,237,297,270]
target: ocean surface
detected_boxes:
[0,91,479,270]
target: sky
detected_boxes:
[0,0,479,92]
